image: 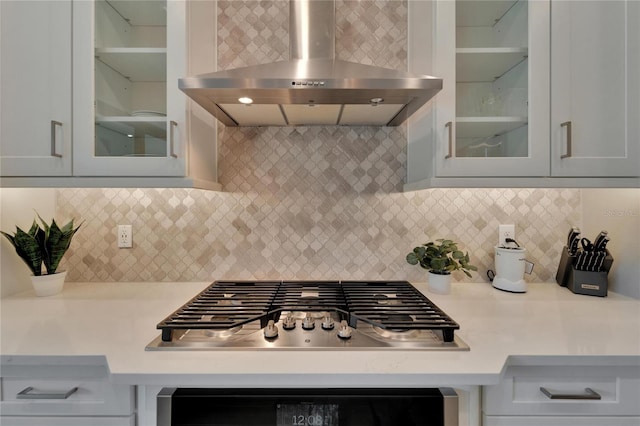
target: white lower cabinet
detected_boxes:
[0,416,134,426]
[484,416,640,426]
[0,359,135,426]
[483,363,640,426]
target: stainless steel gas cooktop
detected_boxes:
[146,281,469,351]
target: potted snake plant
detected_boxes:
[1,214,81,296]
[406,239,477,294]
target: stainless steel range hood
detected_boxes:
[179,0,442,127]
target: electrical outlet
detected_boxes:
[118,225,132,248]
[498,224,515,247]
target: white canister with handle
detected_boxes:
[493,247,528,293]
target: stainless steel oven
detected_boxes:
[157,387,458,426]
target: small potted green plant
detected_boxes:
[406,239,477,294]
[1,214,81,296]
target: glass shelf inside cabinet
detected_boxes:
[456,117,527,138]
[454,0,528,158]
[94,0,168,157]
[456,48,527,82]
[95,119,167,157]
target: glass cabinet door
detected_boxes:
[94,0,168,157]
[454,0,528,159]
[73,0,185,177]
[434,0,549,177]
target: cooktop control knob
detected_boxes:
[321,314,335,330]
[263,320,278,339]
[302,314,315,330]
[282,313,296,330]
[337,320,352,339]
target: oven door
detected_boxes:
[157,387,458,426]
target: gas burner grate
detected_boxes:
[157,280,460,343]
[341,281,460,342]
[273,281,348,311]
[157,281,279,342]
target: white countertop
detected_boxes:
[1,281,639,386]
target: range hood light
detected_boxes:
[370,98,384,105]
[238,97,253,104]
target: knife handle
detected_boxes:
[570,240,579,256]
[596,236,610,252]
[596,251,606,272]
[576,251,592,271]
[593,231,608,251]
[567,227,580,248]
[581,237,595,252]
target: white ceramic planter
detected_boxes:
[30,271,66,297]
[427,271,451,295]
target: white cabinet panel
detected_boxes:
[551,0,640,177]
[484,416,640,426]
[483,364,640,424]
[1,378,134,416]
[0,361,135,426]
[0,415,135,426]
[0,1,72,176]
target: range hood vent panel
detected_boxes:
[180,1,442,127]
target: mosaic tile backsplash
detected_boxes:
[56,1,581,283]
[58,187,580,283]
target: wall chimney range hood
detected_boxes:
[179,0,442,127]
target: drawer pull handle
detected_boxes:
[560,121,572,159]
[51,120,63,158]
[169,120,178,158]
[540,386,601,400]
[445,121,453,159]
[16,386,78,400]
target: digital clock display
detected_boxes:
[277,403,339,426]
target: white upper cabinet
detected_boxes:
[1,0,219,189]
[0,1,73,176]
[73,0,187,177]
[433,0,550,177]
[551,0,639,177]
[406,0,638,188]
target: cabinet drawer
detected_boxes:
[0,378,134,416]
[0,415,135,426]
[483,365,640,417]
[484,415,640,426]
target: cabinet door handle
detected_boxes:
[50,120,63,158]
[16,386,79,400]
[445,121,453,159]
[560,121,572,159]
[169,120,178,158]
[540,386,601,400]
